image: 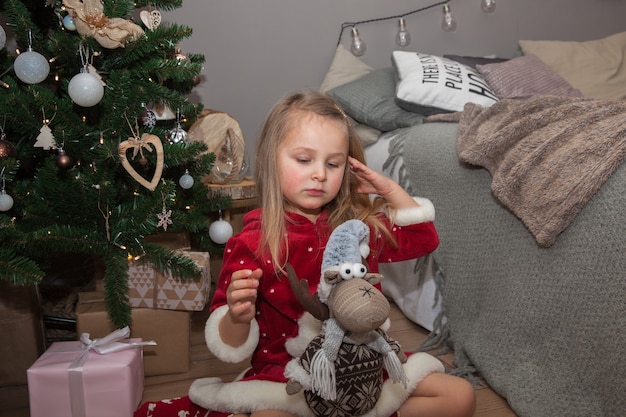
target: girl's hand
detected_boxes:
[348,156,419,210]
[348,156,395,196]
[226,268,262,324]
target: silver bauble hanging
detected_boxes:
[167,123,189,144]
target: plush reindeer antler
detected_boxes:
[286,263,330,321]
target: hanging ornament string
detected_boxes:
[34,107,57,149]
[97,191,111,241]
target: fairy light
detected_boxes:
[337,1,487,56]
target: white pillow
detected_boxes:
[392,51,498,114]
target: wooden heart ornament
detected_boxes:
[118,133,164,191]
[139,10,162,30]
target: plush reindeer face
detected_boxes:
[324,263,390,334]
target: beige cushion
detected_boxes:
[320,44,373,93]
[476,54,583,98]
[519,31,626,100]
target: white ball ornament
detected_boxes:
[178,170,194,189]
[14,48,50,84]
[68,70,104,107]
[63,15,77,31]
[0,190,14,212]
[209,218,233,244]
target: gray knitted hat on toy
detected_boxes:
[317,219,370,303]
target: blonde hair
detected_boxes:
[254,90,393,272]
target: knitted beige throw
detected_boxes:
[428,96,626,247]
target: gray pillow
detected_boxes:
[328,67,423,132]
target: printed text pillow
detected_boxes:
[392,51,498,114]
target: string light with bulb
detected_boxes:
[339,1,495,56]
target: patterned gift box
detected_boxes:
[128,251,211,311]
[27,333,144,417]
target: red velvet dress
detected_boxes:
[135,208,439,417]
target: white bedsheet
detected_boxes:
[364,133,442,332]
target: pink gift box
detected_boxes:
[27,338,144,417]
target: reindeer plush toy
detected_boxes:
[284,219,409,417]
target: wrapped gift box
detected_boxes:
[127,251,211,311]
[143,231,191,250]
[27,338,144,417]
[76,292,190,376]
[0,282,45,387]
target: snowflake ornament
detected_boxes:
[157,204,173,231]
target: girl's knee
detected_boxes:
[450,377,477,417]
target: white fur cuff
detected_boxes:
[392,197,435,226]
[205,304,259,363]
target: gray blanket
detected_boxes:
[391,121,626,417]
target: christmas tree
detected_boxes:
[0,0,230,328]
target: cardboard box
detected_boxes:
[128,251,211,311]
[75,292,190,376]
[0,282,45,387]
[27,339,143,417]
[144,231,191,250]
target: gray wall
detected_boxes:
[165,0,626,160]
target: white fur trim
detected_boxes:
[205,304,259,363]
[284,357,313,390]
[285,312,322,358]
[392,197,435,226]
[188,352,443,417]
[189,377,314,416]
[375,352,445,417]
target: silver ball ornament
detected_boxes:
[209,218,233,244]
[14,49,50,84]
[0,190,14,212]
[179,170,194,189]
[167,123,189,144]
[68,71,104,107]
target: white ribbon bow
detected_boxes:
[68,326,156,417]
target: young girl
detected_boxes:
[135,90,475,417]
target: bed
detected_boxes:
[319,31,626,417]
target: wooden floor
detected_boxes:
[1,303,517,417]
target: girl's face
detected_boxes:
[277,113,349,222]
